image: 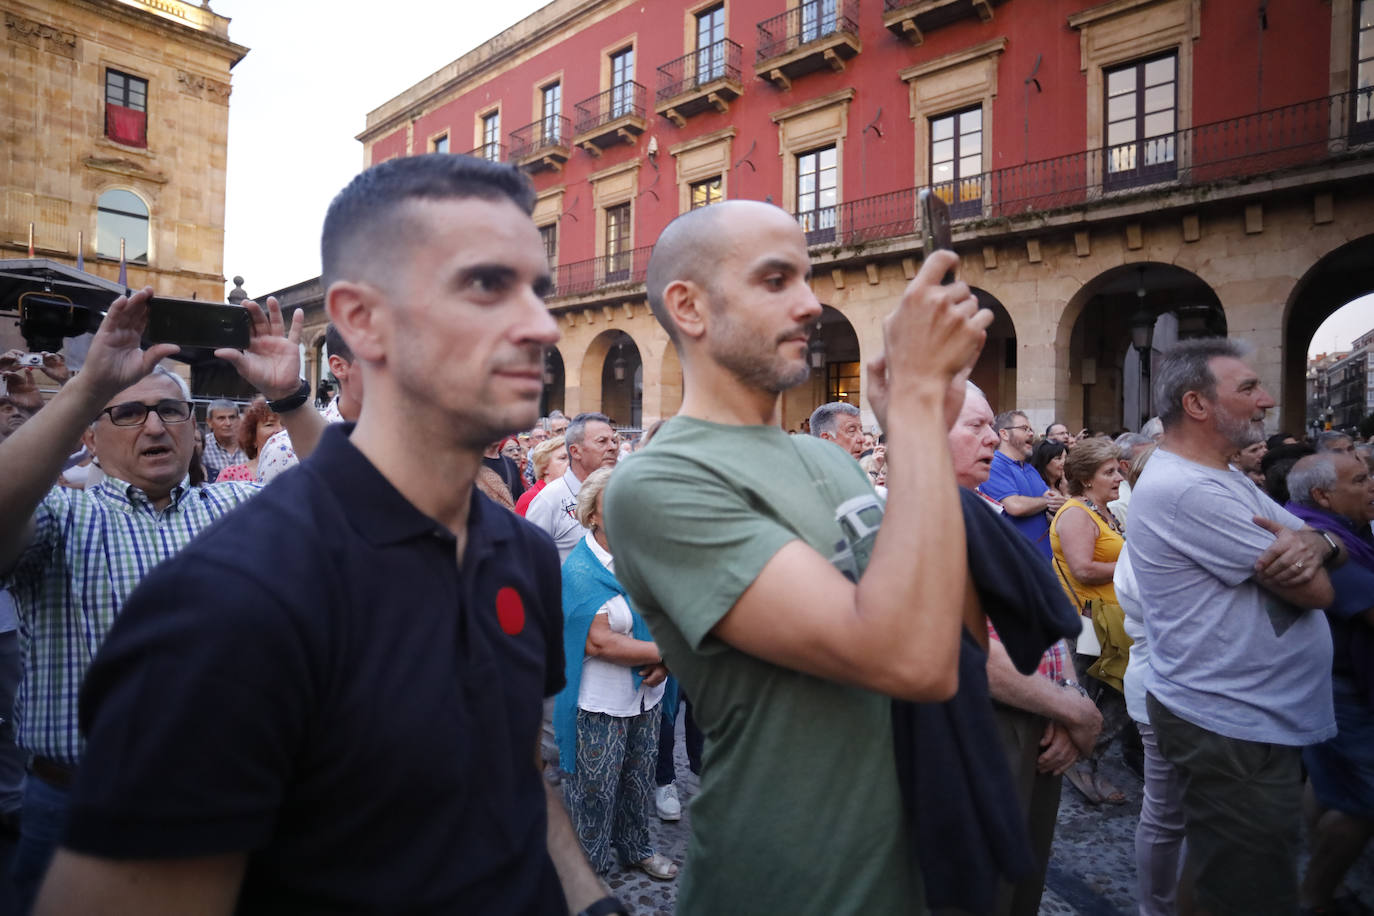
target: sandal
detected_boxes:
[632,852,679,881]
[1094,773,1127,805]
[1065,761,1103,804]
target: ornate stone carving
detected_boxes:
[177,70,231,105]
[5,12,77,59]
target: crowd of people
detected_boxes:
[0,152,1371,916]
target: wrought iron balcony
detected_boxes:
[509,115,572,172]
[755,0,860,90]
[465,142,508,163]
[883,0,999,44]
[551,245,653,299]
[799,90,1372,250]
[573,82,648,155]
[655,39,744,126]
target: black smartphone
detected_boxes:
[918,188,956,284]
[144,296,252,351]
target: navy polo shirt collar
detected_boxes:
[311,423,515,551]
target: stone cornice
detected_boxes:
[75,0,249,66]
[358,0,632,143]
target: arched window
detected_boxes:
[97,189,149,263]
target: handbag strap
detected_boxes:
[1053,554,1090,613]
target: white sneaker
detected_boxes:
[655,783,682,821]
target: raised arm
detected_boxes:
[712,251,993,701]
[0,289,179,573]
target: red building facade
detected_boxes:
[360,0,1374,433]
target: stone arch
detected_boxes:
[579,329,643,428]
[780,304,862,432]
[969,288,1017,414]
[1279,234,1374,433]
[541,346,566,417]
[1056,262,1225,433]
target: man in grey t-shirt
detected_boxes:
[1130,337,1344,916]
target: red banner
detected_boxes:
[106,104,146,148]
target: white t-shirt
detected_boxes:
[1129,447,1334,746]
[524,469,587,562]
[575,535,664,717]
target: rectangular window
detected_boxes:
[696,4,726,83]
[796,145,837,245]
[690,176,723,209]
[1104,52,1178,189]
[930,107,983,218]
[541,82,562,145]
[539,223,558,268]
[611,47,635,118]
[827,361,860,403]
[800,0,838,43]
[105,69,148,148]
[1355,0,1373,138]
[605,203,632,281]
[481,111,501,160]
[432,134,449,154]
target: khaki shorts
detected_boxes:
[1147,693,1302,916]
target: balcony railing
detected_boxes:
[657,39,743,104]
[756,0,859,63]
[544,91,1372,299]
[551,245,654,298]
[509,116,571,162]
[465,142,508,163]
[574,82,648,136]
[801,89,1372,249]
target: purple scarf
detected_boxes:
[1284,502,1374,573]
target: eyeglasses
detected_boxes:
[1005,425,1033,434]
[99,399,193,427]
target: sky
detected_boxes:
[210,1,1373,358]
[212,0,548,297]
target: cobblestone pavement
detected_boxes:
[599,719,1374,915]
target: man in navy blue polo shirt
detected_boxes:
[983,409,1065,560]
[36,156,620,915]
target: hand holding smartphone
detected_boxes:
[142,296,252,351]
[919,189,957,285]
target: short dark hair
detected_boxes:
[1045,422,1067,436]
[1260,442,1316,505]
[320,154,535,291]
[324,322,353,366]
[1153,337,1251,430]
[1030,438,1068,487]
[566,412,612,450]
[993,410,1027,434]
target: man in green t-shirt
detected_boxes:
[603,200,992,915]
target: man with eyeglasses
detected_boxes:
[983,410,1066,560]
[0,289,319,911]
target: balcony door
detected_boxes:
[695,4,726,84]
[800,0,837,43]
[611,48,635,119]
[1104,53,1178,190]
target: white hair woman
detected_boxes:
[552,467,679,881]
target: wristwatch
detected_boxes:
[1057,678,1090,699]
[1317,530,1341,567]
[266,378,311,413]
[576,897,629,916]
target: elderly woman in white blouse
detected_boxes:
[553,467,679,881]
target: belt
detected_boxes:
[30,756,75,790]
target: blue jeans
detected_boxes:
[11,776,69,915]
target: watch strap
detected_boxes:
[266,378,310,413]
[576,897,629,916]
[1318,530,1341,567]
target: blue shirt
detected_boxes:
[983,450,1052,560]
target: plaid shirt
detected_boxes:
[2,475,258,763]
[201,432,245,483]
[987,622,1073,683]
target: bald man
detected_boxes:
[603,201,991,914]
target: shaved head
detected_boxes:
[647,201,782,346]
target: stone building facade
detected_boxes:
[357,0,1374,433]
[2,0,247,324]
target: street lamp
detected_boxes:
[808,331,827,370]
[1130,268,1155,429]
[611,344,627,382]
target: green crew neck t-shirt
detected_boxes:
[604,416,921,916]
